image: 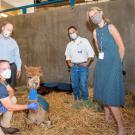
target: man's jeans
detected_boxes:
[70,65,88,100]
[7,63,17,88]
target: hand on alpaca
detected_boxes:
[27,102,38,111]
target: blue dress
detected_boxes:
[94,24,125,106]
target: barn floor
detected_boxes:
[11,87,135,135]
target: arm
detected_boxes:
[14,41,22,78]
[65,45,73,67]
[1,97,27,111]
[1,97,38,111]
[0,76,14,98]
[85,39,95,66]
[6,85,14,98]
[66,60,73,68]
[93,29,100,53]
[108,24,125,61]
[83,58,93,67]
[0,85,38,112]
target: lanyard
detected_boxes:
[97,30,104,52]
[97,24,107,52]
[100,32,103,52]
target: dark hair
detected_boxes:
[67,26,78,31]
[0,60,10,64]
[2,21,13,27]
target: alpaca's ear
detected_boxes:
[24,65,28,70]
[39,67,43,76]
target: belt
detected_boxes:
[72,62,86,66]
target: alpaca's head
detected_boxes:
[24,65,43,89]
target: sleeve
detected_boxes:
[0,85,8,100]
[65,45,71,60]
[85,39,95,58]
[14,40,22,71]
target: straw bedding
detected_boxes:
[11,87,135,135]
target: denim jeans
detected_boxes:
[7,63,17,88]
[70,65,88,100]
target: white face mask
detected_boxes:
[69,33,78,40]
[90,13,103,24]
[3,31,11,38]
[0,69,11,79]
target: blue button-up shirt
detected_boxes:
[0,34,22,70]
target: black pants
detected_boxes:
[7,63,17,88]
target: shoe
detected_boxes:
[72,100,83,109]
[0,126,20,134]
[83,99,93,108]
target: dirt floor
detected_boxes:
[11,87,135,135]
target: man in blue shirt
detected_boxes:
[0,60,38,134]
[0,21,22,88]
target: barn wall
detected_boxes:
[0,0,135,90]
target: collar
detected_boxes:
[0,33,11,40]
[71,36,81,45]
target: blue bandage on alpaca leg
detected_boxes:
[29,88,38,100]
[37,94,49,111]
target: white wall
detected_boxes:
[2,0,34,13]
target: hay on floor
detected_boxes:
[11,87,135,135]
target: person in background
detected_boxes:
[0,21,22,88]
[65,26,94,102]
[0,60,38,135]
[88,7,125,135]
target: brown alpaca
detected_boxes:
[24,65,51,126]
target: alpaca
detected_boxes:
[24,65,51,126]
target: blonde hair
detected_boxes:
[88,7,111,24]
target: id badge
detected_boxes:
[99,52,104,60]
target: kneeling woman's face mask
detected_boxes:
[0,69,11,79]
[90,13,103,25]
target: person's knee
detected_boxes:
[11,96,17,104]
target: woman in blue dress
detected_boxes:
[88,7,125,135]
